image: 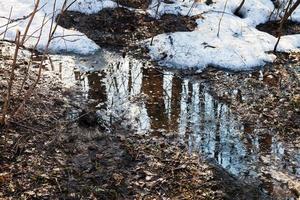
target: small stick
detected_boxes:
[187,0,196,16]
[18,14,47,96]
[150,0,161,46]
[3,6,13,40]
[20,0,40,46]
[274,0,294,52]
[217,0,229,37]
[14,0,71,116]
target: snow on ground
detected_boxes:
[146,0,300,70]
[1,0,300,70]
[0,0,117,54]
[147,14,277,70]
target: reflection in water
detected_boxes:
[53,55,300,199]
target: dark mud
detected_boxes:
[58,7,197,48]
[117,0,151,9]
[257,20,300,36]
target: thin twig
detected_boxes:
[150,0,161,46]
[14,0,71,116]
[20,0,41,45]
[18,14,47,96]
[274,0,294,52]
[217,0,229,37]
[3,6,13,40]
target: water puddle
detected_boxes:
[50,50,300,199]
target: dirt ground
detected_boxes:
[257,20,300,36]
[58,7,197,48]
[117,0,151,9]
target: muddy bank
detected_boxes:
[200,54,300,198]
[57,124,267,199]
[203,53,300,138]
[58,7,197,48]
[0,42,68,199]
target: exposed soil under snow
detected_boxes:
[58,7,197,48]
[257,20,300,36]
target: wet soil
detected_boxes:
[257,20,300,36]
[58,7,197,48]
[204,53,300,138]
[0,42,268,199]
[201,53,300,199]
[48,50,299,199]
[117,0,151,9]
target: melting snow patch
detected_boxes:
[0,0,116,54]
[146,0,300,71]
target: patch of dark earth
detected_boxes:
[57,7,198,49]
[117,0,151,9]
[257,20,300,36]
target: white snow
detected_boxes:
[1,0,300,70]
[146,0,300,70]
[0,0,116,54]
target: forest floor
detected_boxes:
[0,40,268,199]
[0,1,300,199]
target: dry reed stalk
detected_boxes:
[1,30,21,126]
[20,0,40,46]
[14,0,73,116]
